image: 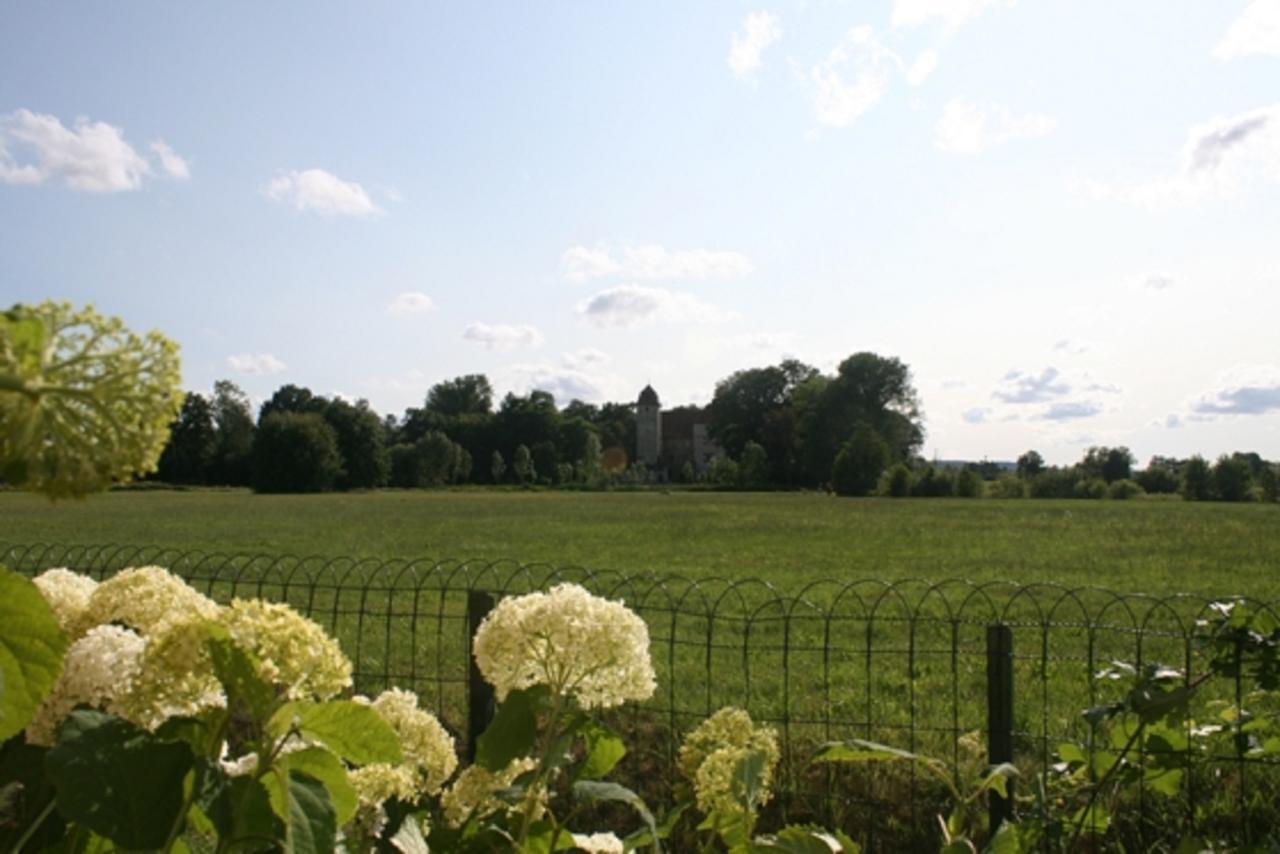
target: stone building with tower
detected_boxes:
[634,385,722,476]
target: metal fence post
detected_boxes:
[467,590,496,761]
[987,623,1014,833]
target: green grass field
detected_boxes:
[6,489,1279,845]
[3,488,1279,597]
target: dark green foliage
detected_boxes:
[210,380,255,486]
[1260,465,1279,503]
[156,392,217,484]
[531,441,558,484]
[955,467,982,498]
[322,399,389,490]
[708,360,816,484]
[885,463,912,497]
[1016,450,1045,478]
[708,455,740,486]
[490,450,506,483]
[258,383,327,420]
[912,465,953,498]
[512,444,534,484]
[989,474,1025,499]
[1212,454,1253,502]
[1107,479,1144,500]
[1073,478,1107,499]
[1181,455,1212,501]
[1029,468,1078,499]
[1080,446,1134,483]
[251,412,342,493]
[739,441,768,487]
[425,374,493,417]
[1135,464,1179,494]
[831,423,889,497]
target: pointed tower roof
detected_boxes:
[638,385,660,407]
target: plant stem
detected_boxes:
[9,799,57,854]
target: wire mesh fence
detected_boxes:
[6,542,1278,849]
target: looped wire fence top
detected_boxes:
[7,541,1279,849]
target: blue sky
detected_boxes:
[3,1,1279,464]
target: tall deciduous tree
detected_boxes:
[323,398,389,490]
[210,380,254,486]
[1016,450,1045,479]
[157,392,217,484]
[426,374,493,417]
[251,411,342,493]
[831,423,890,497]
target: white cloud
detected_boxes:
[562,347,611,370]
[264,168,384,217]
[561,243,753,282]
[993,367,1072,404]
[934,98,1056,154]
[0,109,187,192]
[505,363,607,405]
[577,285,735,328]
[1052,338,1094,356]
[1036,401,1102,421]
[809,27,898,127]
[904,50,939,86]
[149,140,190,180]
[1186,364,1280,417]
[1213,0,1280,60]
[386,292,436,316]
[728,12,781,79]
[892,0,1014,31]
[1089,104,1280,207]
[227,353,287,375]
[963,407,991,424]
[462,322,544,351]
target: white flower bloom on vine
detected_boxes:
[74,565,218,639]
[679,707,780,815]
[31,568,98,633]
[26,624,145,746]
[472,583,656,709]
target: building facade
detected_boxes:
[634,385,722,475]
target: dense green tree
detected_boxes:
[955,467,983,498]
[388,444,424,488]
[1260,464,1279,503]
[592,401,636,456]
[886,463,912,497]
[1016,450,1045,479]
[1135,461,1180,494]
[494,392,559,461]
[251,411,342,493]
[1212,454,1253,502]
[417,431,457,485]
[425,374,493,417]
[1181,455,1212,501]
[739,441,768,487]
[323,398,389,490]
[258,383,325,421]
[531,441,558,484]
[453,445,473,483]
[576,432,603,483]
[210,380,254,486]
[1080,446,1134,483]
[912,465,954,498]
[157,392,217,484]
[831,423,890,497]
[491,450,506,483]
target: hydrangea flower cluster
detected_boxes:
[71,565,218,640]
[224,598,352,701]
[348,688,457,806]
[439,756,539,828]
[123,614,226,728]
[472,583,656,709]
[31,568,98,633]
[679,707,780,815]
[570,831,625,853]
[26,625,145,746]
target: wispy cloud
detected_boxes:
[561,347,611,370]
[504,363,607,405]
[892,0,1014,31]
[1037,401,1102,421]
[0,108,187,191]
[807,28,936,128]
[1213,0,1280,60]
[386,292,436,317]
[962,407,991,424]
[561,243,753,282]
[728,12,781,79]
[577,285,734,329]
[1086,104,1280,207]
[1186,365,1280,417]
[227,353,287,375]
[264,168,384,217]
[992,367,1072,404]
[934,98,1055,154]
[462,322,544,351]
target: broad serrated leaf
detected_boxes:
[268,700,402,766]
[281,747,357,826]
[577,720,626,780]
[574,780,659,849]
[0,567,68,741]
[475,686,546,771]
[204,773,282,847]
[44,710,193,851]
[283,771,336,854]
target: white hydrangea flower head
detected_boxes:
[348,764,420,805]
[224,598,353,701]
[472,583,656,709]
[679,707,780,815]
[122,613,226,729]
[439,756,539,828]
[366,688,457,797]
[32,568,98,634]
[26,624,145,746]
[73,565,218,639]
[570,831,625,853]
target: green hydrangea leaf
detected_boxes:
[44,710,193,851]
[475,686,546,771]
[280,747,358,826]
[268,700,402,766]
[0,566,68,742]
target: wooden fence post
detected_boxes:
[987,623,1014,833]
[467,590,496,761]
